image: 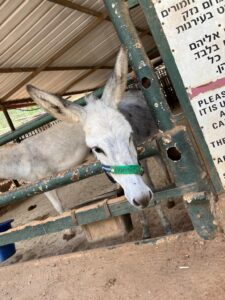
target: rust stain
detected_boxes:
[72,172,79,182]
[137,146,144,154]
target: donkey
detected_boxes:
[0,47,161,239]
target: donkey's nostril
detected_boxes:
[140,198,149,208]
[133,199,140,207]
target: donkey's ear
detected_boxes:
[27,85,86,123]
[101,46,128,108]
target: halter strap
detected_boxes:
[102,164,144,175]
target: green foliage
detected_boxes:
[0,106,43,134]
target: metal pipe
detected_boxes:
[0,141,158,207]
[103,0,174,132]
[128,0,139,9]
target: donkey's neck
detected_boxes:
[0,143,30,180]
[0,121,89,182]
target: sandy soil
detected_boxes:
[0,231,225,300]
[0,156,193,266]
[0,155,223,300]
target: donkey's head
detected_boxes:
[27,47,153,209]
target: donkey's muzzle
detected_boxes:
[133,191,153,209]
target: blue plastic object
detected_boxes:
[0,219,16,262]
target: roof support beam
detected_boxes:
[0,66,113,73]
[58,29,152,94]
[1,87,103,110]
[2,103,36,110]
[57,49,124,95]
[1,46,158,109]
[47,0,103,18]
[0,12,108,103]
[47,0,149,35]
[47,0,139,16]
[0,1,150,103]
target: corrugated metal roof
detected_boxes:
[0,1,157,106]
[0,1,95,67]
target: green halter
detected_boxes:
[102,164,144,175]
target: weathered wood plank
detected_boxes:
[0,184,201,246]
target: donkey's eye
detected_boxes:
[92,147,105,155]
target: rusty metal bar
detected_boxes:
[0,141,159,207]
[104,0,173,131]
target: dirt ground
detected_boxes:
[0,231,225,300]
[0,156,224,299]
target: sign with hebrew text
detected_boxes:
[154,0,225,187]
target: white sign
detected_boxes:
[153,0,225,90]
[154,0,225,187]
[191,86,225,184]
